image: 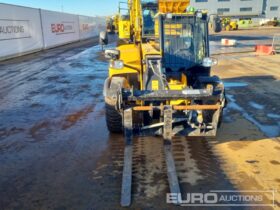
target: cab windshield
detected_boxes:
[163,15,207,70]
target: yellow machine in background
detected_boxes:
[238,19,254,29]
[113,15,119,33]
[100,0,225,207]
[222,17,238,31]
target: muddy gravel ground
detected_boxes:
[0,30,280,210]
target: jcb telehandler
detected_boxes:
[100,0,225,206]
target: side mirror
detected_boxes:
[212,15,222,33]
[105,49,120,60]
[99,31,108,46]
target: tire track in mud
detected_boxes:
[0,43,108,137]
[0,38,98,79]
[0,39,102,98]
[0,58,77,97]
[132,137,167,199]
[0,61,51,82]
[89,135,168,208]
[85,128,250,210]
[130,137,226,200]
[89,133,125,209]
[172,137,237,198]
[172,137,205,186]
[98,135,239,206]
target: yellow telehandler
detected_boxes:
[222,17,238,31]
[100,0,225,206]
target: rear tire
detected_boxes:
[105,103,123,133]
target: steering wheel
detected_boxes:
[174,48,191,57]
[174,48,185,53]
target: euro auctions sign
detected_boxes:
[0,19,31,41]
[51,22,75,35]
[167,190,275,207]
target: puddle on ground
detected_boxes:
[226,94,280,138]
[267,113,280,119]
[65,43,116,61]
[224,82,248,89]
[248,101,264,110]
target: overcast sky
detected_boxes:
[1,0,119,16]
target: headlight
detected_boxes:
[110,60,124,69]
[202,57,218,67]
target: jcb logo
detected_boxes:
[51,24,64,33]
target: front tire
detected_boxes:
[105,103,123,133]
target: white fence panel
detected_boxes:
[41,10,79,49]
[95,16,106,32]
[0,4,106,60]
[79,15,97,40]
[79,15,106,40]
[0,3,44,59]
